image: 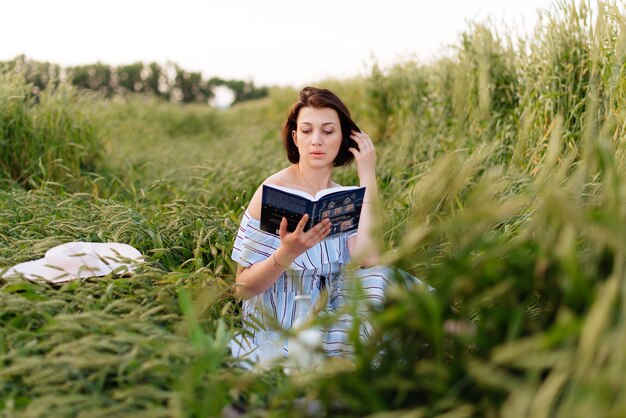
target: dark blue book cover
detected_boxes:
[260,184,366,237]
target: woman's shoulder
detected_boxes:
[264,166,297,186]
[247,167,296,220]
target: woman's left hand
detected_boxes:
[348,130,377,183]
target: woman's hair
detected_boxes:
[281,86,360,167]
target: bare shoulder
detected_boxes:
[247,167,296,220]
[247,185,264,220]
[266,166,297,186]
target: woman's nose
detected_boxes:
[312,130,322,145]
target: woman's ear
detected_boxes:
[292,129,297,146]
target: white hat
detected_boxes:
[1,242,144,283]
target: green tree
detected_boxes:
[2,56,269,105]
[173,66,213,103]
[0,55,62,93]
[67,63,114,97]
[144,62,166,98]
[116,62,144,94]
[225,79,268,104]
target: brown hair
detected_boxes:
[281,86,360,167]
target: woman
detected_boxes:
[230,86,416,363]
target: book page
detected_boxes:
[263,184,314,200]
[263,184,364,202]
[314,185,362,200]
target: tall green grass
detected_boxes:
[298,1,626,416]
[0,71,102,191]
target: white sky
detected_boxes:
[1,0,559,87]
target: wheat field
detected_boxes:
[2,1,626,417]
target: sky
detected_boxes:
[2,0,559,88]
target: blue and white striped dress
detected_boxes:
[229,210,414,363]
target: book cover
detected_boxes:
[260,184,366,238]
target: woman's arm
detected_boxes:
[234,240,299,299]
[347,131,381,266]
[235,186,331,299]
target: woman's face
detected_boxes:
[292,106,342,167]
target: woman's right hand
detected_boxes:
[275,214,331,266]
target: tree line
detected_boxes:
[1,55,268,105]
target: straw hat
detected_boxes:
[1,242,144,283]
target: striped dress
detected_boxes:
[229,210,417,363]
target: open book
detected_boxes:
[260,184,366,238]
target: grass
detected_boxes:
[0,71,102,191]
[3,1,626,416]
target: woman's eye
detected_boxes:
[301,130,311,134]
[323,131,333,135]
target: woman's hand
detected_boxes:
[236,214,330,299]
[275,214,331,266]
[346,130,381,266]
[348,130,377,183]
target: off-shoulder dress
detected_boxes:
[229,210,420,362]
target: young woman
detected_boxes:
[230,86,421,363]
